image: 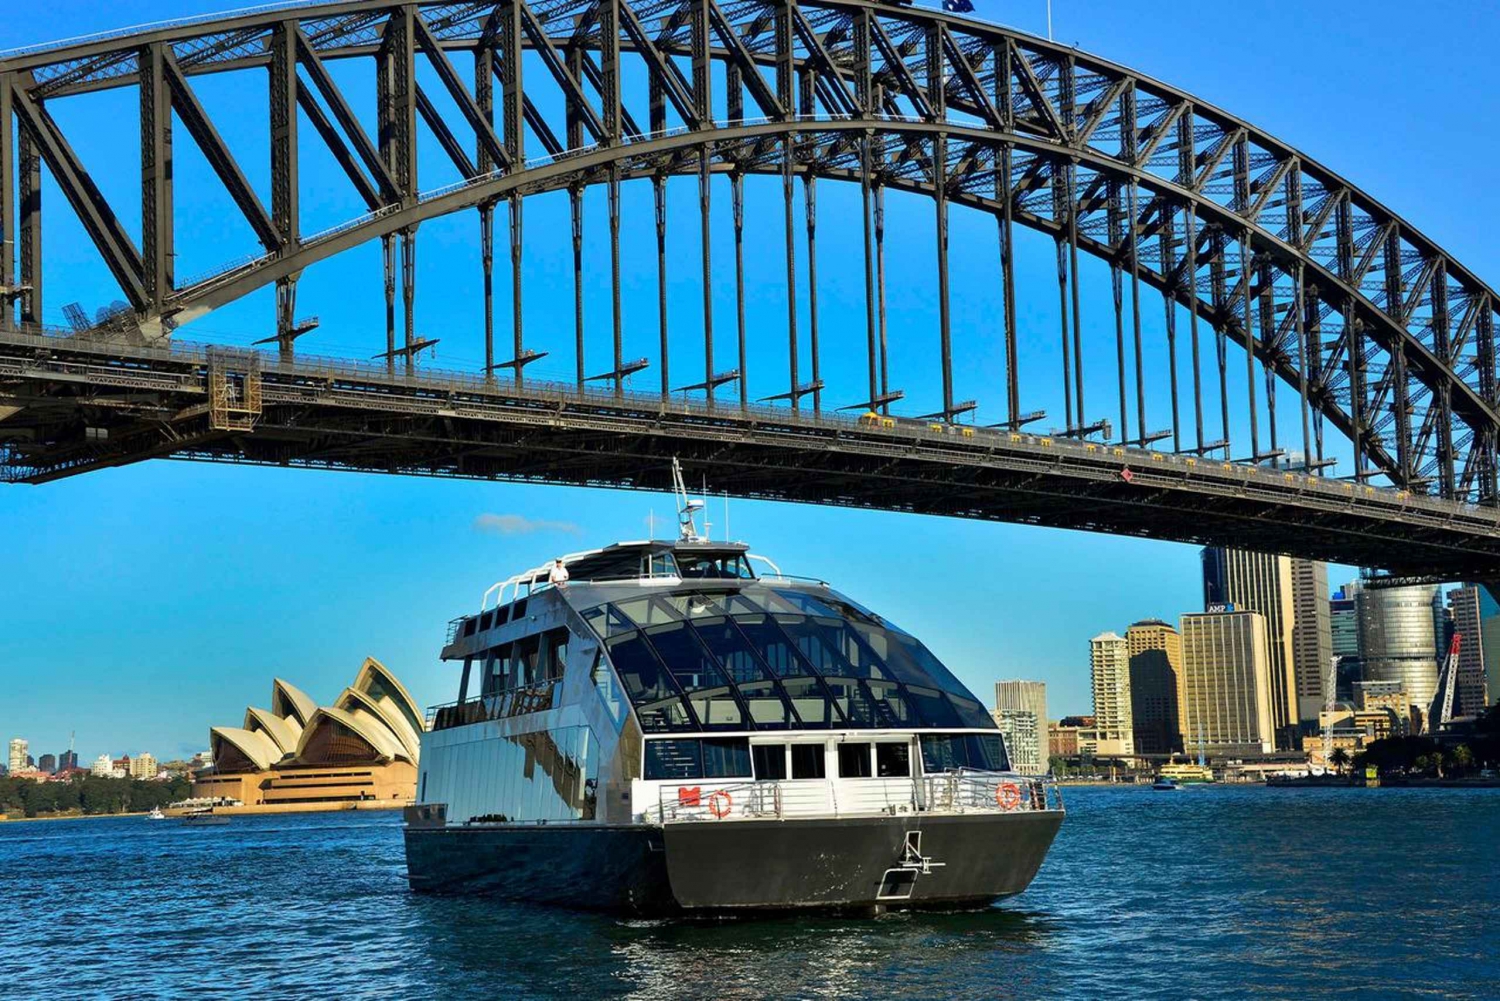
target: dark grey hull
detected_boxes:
[404,810,1062,915]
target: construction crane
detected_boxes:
[1430,634,1462,733]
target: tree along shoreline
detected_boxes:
[0,774,193,819]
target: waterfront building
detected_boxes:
[1179,610,1276,756]
[1047,721,1081,759]
[129,753,158,780]
[37,753,56,774]
[8,738,27,774]
[1125,620,1183,755]
[1200,548,1299,746]
[192,658,423,809]
[993,708,1043,775]
[994,681,1048,774]
[1290,560,1333,724]
[90,754,114,777]
[1090,633,1134,756]
[1357,584,1441,722]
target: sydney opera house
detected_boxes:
[192,658,425,810]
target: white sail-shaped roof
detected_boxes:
[209,726,282,773]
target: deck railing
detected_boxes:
[648,770,1062,824]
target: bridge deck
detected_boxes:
[3,326,1499,582]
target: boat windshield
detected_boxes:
[579,583,995,733]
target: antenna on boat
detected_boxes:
[671,457,707,542]
[724,490,730,543]
[647,508,656,540]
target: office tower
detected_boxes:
[1200,548,1298,746]
[1290,559,1333,723]
[993,709,1043,774]
[1179,610,1276,756]
[1358,584,1441,718]
[1125,619,1183,754]
[8,738,27,774]
[994,681,1048,775]
[1446,587,1493,717]
[58,750,78,772]
[38,754,56,774]
[1330,583,1362,701]
[1089,633,1134,756]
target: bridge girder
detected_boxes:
[0,0,1497,512]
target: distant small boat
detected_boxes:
[1151,777,1181,791]
[146,806,166,821]
[181,811,229,827]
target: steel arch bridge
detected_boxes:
[2,0,1500,582]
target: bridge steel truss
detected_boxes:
[2,0,1500,578]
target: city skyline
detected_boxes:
[2,0,1496,753]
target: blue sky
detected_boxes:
[3,1,1495,762]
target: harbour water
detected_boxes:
[2,786,1495,999]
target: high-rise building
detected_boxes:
[1445,587,1494,717]
[993,681,1048,775]
[129,753,159,780]
[8,738,28,774]
[1201,548,1298,746]
[57,750,78,772]
[1089,633,1134,756]
[1358,584,1441,720]
[1179,610,1276,756]
[993,709,1043,775]
[1330,583,1362,702]
[38,753,56,774]
[1290,559,1333,723]
[1125,619,1183,754]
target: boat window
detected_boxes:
[656,591,734,620]
[605,633,695,731]
[731,616,818,678]
[591,650,627,727]
[790,743,826,779]
[481,644,509,697]
[511,598,527,619]
[543,629,568,681]
[701,738,752,778]
[614,594,685,629]
[752,744,787,780]
[946,696,995,730]
[644,739,702,780]
[513,635,541,687]
[725,590,803,617]
[677,554,755,579]
[876,743,910,777]
[692,618,799,728]
[581,603,638,639]
[919,734,1009,774]
[779,676,844,728]
[837,742,872,778]
[904,686,963,728]
[642,738,751,780]
[643,622,745,730]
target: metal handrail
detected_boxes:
[648,771,1062,823]
[426,678,561,730]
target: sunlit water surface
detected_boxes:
[1,786,1495,999]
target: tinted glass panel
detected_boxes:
[582,603,637,639]
[644,739,702,780]
[606,633,695,731]
[837,742,872,778]
[701,738,752,778]
[645,623,744,730]
[905,686,963,728]
[615,594,685,628]
[732,616,816,678]
[780,676,843,728]
[877,742,911,777]
[752,744,787,780]
[791,743,826,779]
[919,734,1010,773]
[948,696,996,730]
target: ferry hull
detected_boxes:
[404,810,1062,915]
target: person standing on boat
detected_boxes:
[548,558,570,586]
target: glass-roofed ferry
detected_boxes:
[404,464,1064,914]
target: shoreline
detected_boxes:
[0,810,150,823]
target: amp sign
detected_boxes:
[1206,602,1237,614]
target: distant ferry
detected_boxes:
[404,463,1065,914]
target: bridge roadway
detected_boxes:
[3,324,1499,582]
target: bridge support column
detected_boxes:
[18,120,40,326]
[572,186,584,391]
[480,200,494,380]
[861,135,877,412]
[699,152,714,410]
[1054,180,1073,431]
[382,233,396,373]
[782,139,799,413]
[275,274,298,360]
[732,171,747,409]
[509,193,523,387]
[609,165,623,398]
[935,133,952,420]
[401,226,416,373]
[875,181,889,413]
[1108,182,1126,442]
[999,143,1018,424]
[805,173,820,415]
[654,174,668,396]
[0,75,12,331]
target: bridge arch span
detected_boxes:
[0,0,1496,506]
